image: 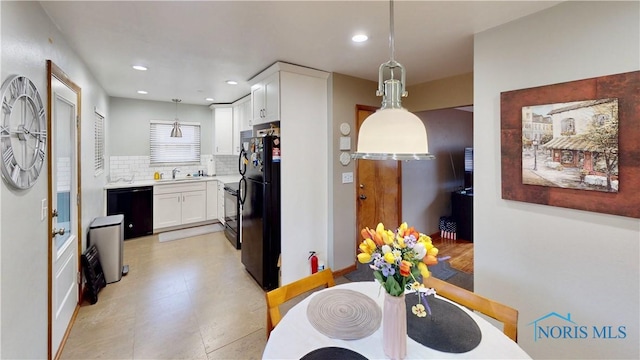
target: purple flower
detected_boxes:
[381,263,395,277]
[404,234,417,248]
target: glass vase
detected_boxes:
[383,291,407,360]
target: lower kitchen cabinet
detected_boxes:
[206,181,218,221]
[153,182,207,231]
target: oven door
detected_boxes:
[223,186,240,249]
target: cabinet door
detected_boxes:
[153,193,181,229]
[251,85,265,124]
[217,182,225,224]
[232,105,241,155]
[206,181,218,221]
[214,107,233,155]
[240,98,252,130]
[263,72,280,122]
[181,190,207,224]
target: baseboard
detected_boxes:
[333,263,357,278]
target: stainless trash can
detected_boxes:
[89,215,125,283]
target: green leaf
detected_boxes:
[386,276,403,296]
[373,271,384,285]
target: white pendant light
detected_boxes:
[170,98,183,138]
[352,0,434,161]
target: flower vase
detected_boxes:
[383,292,407,360]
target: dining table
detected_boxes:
[262,281,531,359]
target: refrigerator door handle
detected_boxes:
[239,177,247,206]
[239,147,247,176]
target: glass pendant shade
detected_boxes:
[354,108,433,160]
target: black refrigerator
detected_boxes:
[239,135,281,290]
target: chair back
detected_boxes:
[423,276,519,342]
[265,268,335,338]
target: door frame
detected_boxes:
[354,104,402,257]
[47,60,83,360]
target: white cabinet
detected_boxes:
[251,72,280,125]
[217,181,225,224]
[212,106,234,155]
[153,182,207,230]
[235,95,252,132]
[206,181,218,221]
[233,95,252,154]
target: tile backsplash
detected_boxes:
[108,154,238,182]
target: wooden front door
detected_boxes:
[355,106,401,248]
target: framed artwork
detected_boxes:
[500,71,640,218]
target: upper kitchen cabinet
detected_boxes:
[251,72,280,125]
[212,106,234,155]
[233,95,251,154]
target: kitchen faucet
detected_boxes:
[172,168,180,179]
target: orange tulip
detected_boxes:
[423,254,438,266]
[399,260,412,277]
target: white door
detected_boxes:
[50,73,79,357]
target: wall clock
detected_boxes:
[1,75,47,189]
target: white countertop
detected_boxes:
[104,175,241,189]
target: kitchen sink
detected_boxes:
[155,177,203,183]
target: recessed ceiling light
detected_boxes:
[205,98,214,101]
[132,65,148,71]
[137,90,148,94]
[352,34,368,43]
[226,80,238,85]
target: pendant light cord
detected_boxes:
[389,0,395,63]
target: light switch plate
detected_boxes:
[342,172,353,184]
[339,136,351,150]
[41,198,47,221]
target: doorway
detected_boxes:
[354,105,401,252]
[47,60,82,360]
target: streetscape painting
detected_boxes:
[521,98,619,193]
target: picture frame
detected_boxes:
[500,71,640,218]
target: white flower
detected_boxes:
[412,304,427,317]
[413,243,426,259]
[381,244,392,254]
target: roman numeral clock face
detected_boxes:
[1,75,47,189]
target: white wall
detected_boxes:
[1,2,109,358]
[474,2,639,359]
[109,97,213,156]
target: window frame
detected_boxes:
[149,120,201,165]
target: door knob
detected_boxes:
[52,209,59,217]
[359,184,365,189]
[52,228,65,237]
[359,194,367,200]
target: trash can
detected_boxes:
[89,215,127,283]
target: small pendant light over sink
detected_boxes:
[170,98,183,138]
[352,0,434,161]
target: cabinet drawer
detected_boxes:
[154,181,206,195]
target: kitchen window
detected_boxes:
[150,121,201,164]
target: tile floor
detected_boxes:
[60,230,348,359]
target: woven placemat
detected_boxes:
[300,347,367,360]
[307,289,381,340]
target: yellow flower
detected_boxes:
[383,230,394,245]
[357,253,372,263]
[418,262,430,278]
[427,247,439,257]
[410,281,422,291]
[384,252,396,264]
[412,304,427,317]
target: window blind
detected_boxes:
[150,121,201,164]
[94,112,105,175]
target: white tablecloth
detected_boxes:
[262,281,531,359]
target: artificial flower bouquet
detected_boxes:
[357,222,439,317]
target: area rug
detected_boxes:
[158,223,224,242]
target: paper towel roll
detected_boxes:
[207,158,216,176]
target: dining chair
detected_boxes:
[265,268,336,338]
[423,275,519,342]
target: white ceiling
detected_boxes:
[40,1,561,106]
